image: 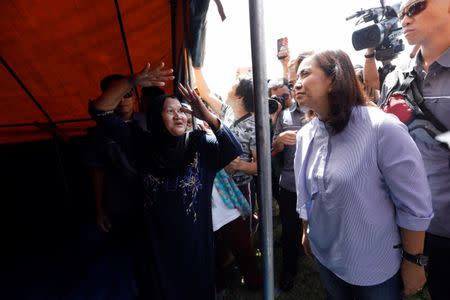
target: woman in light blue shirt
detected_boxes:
[293,50,433,299]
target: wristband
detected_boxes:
[365,52,375,58]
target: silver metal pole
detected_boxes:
[248,0,274,299]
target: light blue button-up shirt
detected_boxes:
[294,106,433,286]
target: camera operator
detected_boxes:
[348,1,404,88]
[268,78,293,109]
[379,0,450,298]
[268,78,292,125]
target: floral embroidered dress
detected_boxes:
[90,106,242,300]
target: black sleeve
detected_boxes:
[200,122,243,171]
[88,101,134,157]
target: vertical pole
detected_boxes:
[248,0,274,299]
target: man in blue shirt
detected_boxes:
[85,74,147,298]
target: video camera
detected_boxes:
[347,0,404,62]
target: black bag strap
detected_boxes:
[398,72,415,93]
[406,70,448,132]
[232,112,252,127]
[381,70,449,151]
[380,70,403,107]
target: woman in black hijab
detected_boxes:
[90,62,242,299]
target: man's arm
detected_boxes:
[92,62,174,111]
[91,167,111,233]
[364,49,380,90]
[280,55,290,80]
[193,68,224,115]
[225,149,258,176]
[273,130,297,154]
[238,149,258,175]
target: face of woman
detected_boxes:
[294,57,332,115]
[161,97,187,136]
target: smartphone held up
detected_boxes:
[277,37,289,60]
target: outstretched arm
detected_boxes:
[178,83,243,170]
[92,62,174,111]
[279,54,290,80]
[177,83,220,130]
[193,67,224,115]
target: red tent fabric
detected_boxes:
[0,0,187,144]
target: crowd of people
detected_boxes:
[86,0,449,299]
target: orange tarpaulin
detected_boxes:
[0,0,188,144]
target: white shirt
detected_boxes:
[211,185,240,232]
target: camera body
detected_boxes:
[348,2,404,62]
[268,95,285,115]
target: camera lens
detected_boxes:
[268,98,279,114]
[352,24,383,50]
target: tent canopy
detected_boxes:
[0,0,199,144]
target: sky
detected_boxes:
[201,0,413,97]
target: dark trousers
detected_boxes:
[277,187,303,276]
[425,232,450,300]
[214,217,260,291]
[107,213,148,299]
[316,260,402,300]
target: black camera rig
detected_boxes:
[347,1,405,86]
[347,1,404,63]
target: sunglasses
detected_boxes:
[123,90,133,98]
[398,0,427,20]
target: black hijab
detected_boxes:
[140,94,201,177]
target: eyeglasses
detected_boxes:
[398,0,427,20]
[123,90,133,98]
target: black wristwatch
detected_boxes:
[402,250,429,267]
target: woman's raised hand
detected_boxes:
[133,62,174,87]
[177,83,220,130]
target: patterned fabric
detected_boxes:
[220,104,256,186]
[90,105,243,300]
[143,153,202,222]
[213,169,251,216]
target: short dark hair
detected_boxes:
[100,74,126,92]
[236,75,255,113]
[311,49,367,134]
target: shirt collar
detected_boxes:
[436,47,450,68]
[289,102,298,113]
[412,47,450,73]
[289,102,305,114]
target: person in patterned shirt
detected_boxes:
[193,66,262,291]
